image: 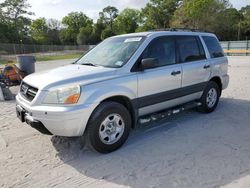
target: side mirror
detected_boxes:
[140,58,159,70]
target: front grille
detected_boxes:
[20,82,38,102]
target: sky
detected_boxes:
[1,0,250,21]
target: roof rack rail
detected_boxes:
[149,28,208,32]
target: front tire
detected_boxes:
[197,81,220,113]
[86,101,131,153]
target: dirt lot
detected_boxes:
[1,57,250,188]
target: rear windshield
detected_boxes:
[202,36,224,58]
[76,36,145,68]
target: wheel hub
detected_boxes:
[99,113,125,145]
[206,88,217,108]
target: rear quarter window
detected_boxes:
[202,36,224,58]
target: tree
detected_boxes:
[0,0,33,43]
[99,6,118,35]
[47,19,61,30]
[214,8,241,40]
[114,8,140,34]
[77,25,93,45]
[140,0,180,30]
[0,7,12,43]
[171,0,230,32]
[239,5,250,40]
[91,17,106,43]
[0,22,13,43]
[0,7,5,22]
[47,19,61,44]
[60,12,93,44]
[30,18,49,44]
[101,27,113,40]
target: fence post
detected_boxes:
[247,40,249,56]
[227,41,230,56]
[13,44,16,55]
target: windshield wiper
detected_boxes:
[81,63,97,67]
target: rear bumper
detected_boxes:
[16,94,98,137]
[222,74,229,90]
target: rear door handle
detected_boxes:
[171,70,181,76]
[203,65,210,69]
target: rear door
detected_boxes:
[202,36,228,80]
[176,35,210,94]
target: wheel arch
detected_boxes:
[209,76,222,96]
[100,95,138,129]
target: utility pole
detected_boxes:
[237,19,241,41]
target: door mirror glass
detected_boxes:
[140,58,159,70]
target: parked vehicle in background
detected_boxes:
[16,29,229,153]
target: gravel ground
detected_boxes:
[0,57,250,188]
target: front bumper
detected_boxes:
[16,105,52,135]
[16,94,97,137]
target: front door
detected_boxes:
[136,36,182,116]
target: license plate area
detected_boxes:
[16,105,25,122]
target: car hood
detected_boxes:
[23,64,117,90]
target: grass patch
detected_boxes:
[36,53,82,62]
[0,53,83,65]
[0,59,15,65]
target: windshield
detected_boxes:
[76,36,145,68]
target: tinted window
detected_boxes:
[176,36,206,63]
[202,36,224,58]
[142,37,176,67]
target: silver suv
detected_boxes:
[16,30,229,153]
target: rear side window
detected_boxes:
[202,36,224,58]
[176,36,206,63]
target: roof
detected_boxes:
[114,29,215,38]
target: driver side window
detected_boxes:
[142,36,176,67]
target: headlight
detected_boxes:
[43,85,81,104]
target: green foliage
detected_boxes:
[77,25,93,45]
[101,27,113,40]
[0,0,250,45]
[0,0,33,43]
[91,18,106,43]
[60,12,93,44]
[171,0,228,30]
[170,0,240,40]
[99,6,119,34]
[30,18,49,44]
[35,53,82,62]
[0,0,33,20]
[47,19,61,45]
[140,0,180,30]
[114,8,140,34]
[215,8,242,40]
[240,6,250,39]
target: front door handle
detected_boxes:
[203,65,210,69]
[171,70,181,76]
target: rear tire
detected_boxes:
[86,101,131,153]
[197,81,220,113]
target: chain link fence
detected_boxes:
[0,41,249,61]
[0,43,93,55]
[0,43,96,62]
